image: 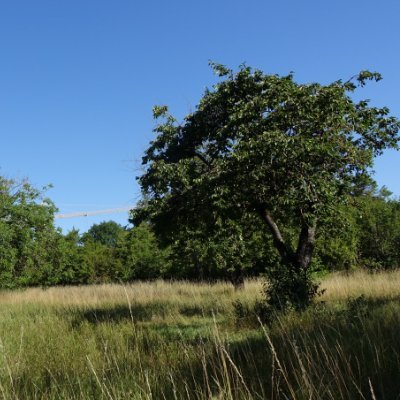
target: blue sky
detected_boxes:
[1,0,399,233]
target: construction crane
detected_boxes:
[55,205,135,219]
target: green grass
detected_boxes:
[0,273,400,399]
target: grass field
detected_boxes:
[1,271,400,399]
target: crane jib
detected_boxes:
[54,206,134,219]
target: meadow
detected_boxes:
[0,271,400,399]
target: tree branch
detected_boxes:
[194,152,212,169]
[258,207,294,263]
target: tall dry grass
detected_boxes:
[0,279,262,308]
[320,269,400,300]
[0,271,399,399]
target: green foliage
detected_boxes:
[50,229,92,285]
[134,64,400,309]
[82,220,125,247]
[356,190,400,270]
[263,263,320,311]
[118,223,170,280]
[0,180,172,286]
[0,176,58,287]
[167,215,277,285]
[81,241,123,283]
[313,202,360,271]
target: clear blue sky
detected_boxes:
[1,0,399,233]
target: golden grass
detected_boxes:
[0,279,262,314]
[320,269,400,301]
[2,269,399,308]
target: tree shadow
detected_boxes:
[70,302,212,328]
[70,303,161,326]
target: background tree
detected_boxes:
[49,229,93,285]
[117,223,170,281]
[81,240,123,283]
[0,176,58,287]
[133,64,400,310]
[312,202,360,272]
[355,188,400,270]
[82,220,125,247]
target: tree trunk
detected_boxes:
[258,207,316,271]
[231,274,245,291]
[257,207,318,309]
[295,222,317,270]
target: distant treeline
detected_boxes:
[0,175,399,288]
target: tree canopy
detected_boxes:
[0,177,57,286]
[82,220,125,247]
[133,64,400,308]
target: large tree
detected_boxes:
[133,64,399,308]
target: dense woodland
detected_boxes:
[0,174,399,289]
